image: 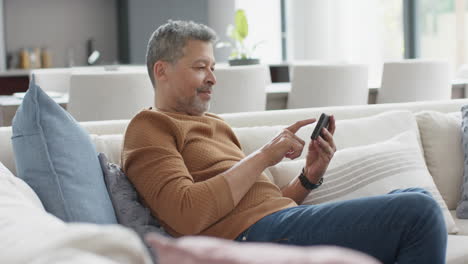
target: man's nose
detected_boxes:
[206,70,216,85]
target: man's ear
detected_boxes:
[153,61,169,81]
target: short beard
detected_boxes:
[192,85,212,114]
[191,95,210,114]
[176,85,212,116]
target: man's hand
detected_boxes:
[259,118,316,168]
[223,118,316,206]
[304,115,336,184]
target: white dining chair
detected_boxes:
[31,65,148,93]
[287,63,368,109]
[30,68,72,94]
[456,64,468,80]
[68,70,154,122]
[209,64,270,114]
[377,59,451,103]
[30,66,114,94]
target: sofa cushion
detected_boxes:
[269,131,458,234]
[447,235,468,264]
[91,134,124,165]
[450,210,468,235]
[145,232,380,264]
[11,76,117,223]
[457,105,468,218]
[99,153,167,238]
[415,111,463,210]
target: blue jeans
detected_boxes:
[235,188,447,264]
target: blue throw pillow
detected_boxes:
[11,76,117,223]
[457,105,468,218]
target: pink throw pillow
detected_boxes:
[145,233,381,264]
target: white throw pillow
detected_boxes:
[0,161,152,263]
[0,162,44,209]
[0,127,16,174]
[415,111,463,210]
[233,110,420,159]
[233,111,420,181]
[269,131,458,234]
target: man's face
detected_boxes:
[164,39,216,116]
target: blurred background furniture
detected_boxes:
[1,63,467,126]
[456,64,468,80]
[0,94,67,126]
[31,68,71,94]
[377,59,451,103]
[287,63,368,109]
[31,66,145,94]
[68,70,154,122]
[209,64,270,114]
[455,64,468,92]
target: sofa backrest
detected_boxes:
[221,98,468,127]
[2,99,468,173]
[1,98,468,207]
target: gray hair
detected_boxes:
[146,20,217,87]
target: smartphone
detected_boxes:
[311,113,330,140]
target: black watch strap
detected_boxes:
[298,168,323,190]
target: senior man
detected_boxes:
[122,20,447,264]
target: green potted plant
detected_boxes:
[216,9,262,66]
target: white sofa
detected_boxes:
[2,99,468,263]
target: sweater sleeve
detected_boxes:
[122,111,235,235]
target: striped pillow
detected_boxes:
[269,130,458,234]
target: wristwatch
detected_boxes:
[298,168,323,190]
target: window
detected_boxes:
[234,0,282,63]
[418,0,463,76]
[285,0,404,85]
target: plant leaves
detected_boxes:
[227,23,241,41]
[235,9,248,40]
[230,50,239,59]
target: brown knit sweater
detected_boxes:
[122,109,296,239]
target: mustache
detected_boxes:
[197,86,212,93]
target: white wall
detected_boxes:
[127,0,208,64]
[207,0,235,62]
[4,0,118,67]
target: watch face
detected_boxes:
[317,177,324,186]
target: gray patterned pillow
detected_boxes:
[98,153,168,237]
[457,105,468,218]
